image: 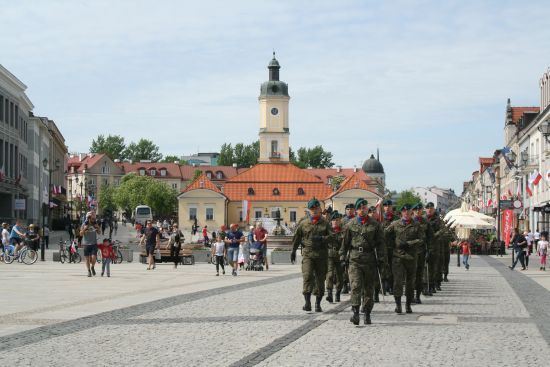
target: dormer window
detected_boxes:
[139,168,145,176]
[160,169,167,177]
[273,188,280,196]
[297,188,305,196]
[327,176,332,185]
[150,169,156,176]
[216,171,223,179]
[206,171,212,179]
[248,187,255,195]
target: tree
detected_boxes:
[218,143,234,166]
[192,169,202,181]
[124,139,163,162]
[292,146,334,169]
[330,175,346,190]
[160,155,186,164]
[396,190,422,208]
[98,183,117,214]
[90,135,126,160]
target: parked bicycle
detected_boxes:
[59,240,81,264]
[111,240,124,264]
[4,241,38,265]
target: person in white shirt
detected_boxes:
[534,230,541,251]
[212,239,226,276]
[538,234,548,271]
[1,223,10,259]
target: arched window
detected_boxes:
[297,187,305,196]
[248,187,255,195]
[138,168,145,176]
[206,171,212,179]
[160,168,167,177]
[273,188,280,196]
[216,171,223,179]
[150,169,156,176]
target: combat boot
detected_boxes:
[335,290,341,302]
[443,275,449,282]
[350,306,360,325]
[342,283,349,294]
[405,297,413,314]
[415,290,422,304]
[394,296,402,314]
[436,283,442,291]
[315,296,323,312]
[364,310,372,325]
[303,293,312,312]
[326,289,333,303]
[374,290,380,303]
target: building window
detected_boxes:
[150,169,156,176]
[271,140,278,153]
[103,178,108,186]
[101,162,109,174]
[189,207,197,220]
[255,210,262,219]
[206,171,212,179]
[290,210,297,222]
[172,183,178,189]
[216,171,223,179]
[273,188,280,196]
[139,169,145,176]
[327,176,332,185]
[297,187,305,195]
[248,187,255,195]
[160,169,167,177]
[206,207,214,220]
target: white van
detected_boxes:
[134,205,153,226]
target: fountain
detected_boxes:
[256,209,294,252]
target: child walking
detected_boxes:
[213,237,226,276]
[538,234,548,271]
[98,238,114,277]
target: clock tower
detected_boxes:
[258,52,290,163]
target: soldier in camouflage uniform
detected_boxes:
[325,211,345,303]
[412,203,433,304]
[340,198,385,325]
[291,198,331,312]
[381,199,397,295]
[386,204,424,314]
[425,202,443,293]
[340,203,355,294]
[441,220,454,282]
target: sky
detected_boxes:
[2,0,550,194]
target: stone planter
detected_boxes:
[53,251,61,262]
[119,249,133,262]
[271,251,293,264]
[192,250,212,263]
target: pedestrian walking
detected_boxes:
[139,220,160,271]
[524,231,532,269]
[1,222,9,259]
[80,211,100,277]
[113,220,118,236]
[461,240,471,270]
[42,225,50,249]
[225,224,245,276]
[381,199,396,295]
[166,224,184,269]
[253,221,269,271]
[412,203,431,303]
[97,238,114,277]
[212,236,226,276]
[291,198,331,313]
[537,234,548,271]
[509,228,527,271]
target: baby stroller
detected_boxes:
[246,241,264,271]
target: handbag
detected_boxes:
[154,248,161,260]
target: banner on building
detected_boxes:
[503,209,514,248]
[14,199,25,210]
[242,200,251,223]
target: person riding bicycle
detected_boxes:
[9,219,26,256]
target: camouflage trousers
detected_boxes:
[349,261,376,311]
[415,251,426,292]
[427,250,440,287]
[392,256,416,299]
[442,249,451,277]
[302,257,328,296]
[326,257,344,292]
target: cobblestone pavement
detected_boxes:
[0,255,549,366]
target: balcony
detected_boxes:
[269,151,281,159]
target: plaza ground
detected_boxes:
[1,250,549,366]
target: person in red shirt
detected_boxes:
[253,222,269,270]
[202,225,209,246]
[97,238,115,277]
[461,240,471,270]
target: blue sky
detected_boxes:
[2,0,549,193]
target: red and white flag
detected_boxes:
[526,185,533,197]
[532,170,542,186]
[487,198,493,207]
[508,188,513,197]
[374,197,382,208]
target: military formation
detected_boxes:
[291,197,455,325]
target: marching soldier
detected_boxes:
[441,221,455,282]
[326,211,345,303]
[386,204,424,314]
[425,202,443,293]
[341,203,355,294]
[322,205,333,222]
[291,198,331,312]
[382,199,397,295]
[412,203,432,304]
[340,198,385,325]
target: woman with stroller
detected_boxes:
[253,221,269,270]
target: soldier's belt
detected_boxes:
[352,246,373,254]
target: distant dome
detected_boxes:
[362,154,384,174]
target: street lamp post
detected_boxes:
[41,158,60,261]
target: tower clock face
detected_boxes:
[271,107,279,116]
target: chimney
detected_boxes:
[114,159,120,163]
[232,163,237,168]
[174,160,179,164]
[336,165,342,173]
[353,165,357,172]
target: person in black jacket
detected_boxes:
[509,228,527,270]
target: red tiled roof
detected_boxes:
[67,153,108,173]
[180,165,244,181]
[117,162,182,179]
[511,107,539,123]
[327,173,378,199]
[181,174,224,195]
[227,164,322,183]
[224,182,332,202]
[304,168,369,183]
[479,157,495,173]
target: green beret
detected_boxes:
[383,199,393,206]
[399,203,412,211]
[345,203,355,210]
[323,205,333,214]
[412,202,423,210]
[355,198,368,209]
[426,202,435,208]
[307,198,321,209]
[330,211,342,220]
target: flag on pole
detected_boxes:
[516,182,521,198]
[526,185,533,197]
[532,170,542,186]
[508,188,513,197]
[242,200,251,223]
[487,198,493,207]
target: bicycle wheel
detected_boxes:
[22,249,38,265]
[60,252,66,264]
[3,253,14,264]
[116,249,123,264]
[74,253,82,263]
[96,250,102,264]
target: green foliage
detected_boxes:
[330,175,346,190]
[293,146,334,168]
[98,184,117,213]
[113,174,177,217]
[192,169,203,181]
[396,190,422,208]
[218,143,234,166]
[160,155,186,164]
[90,135,126,160]
[218,141,259,168]
[124,139,163,162]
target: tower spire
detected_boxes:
[268,51,280,81]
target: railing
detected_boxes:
[270,151,281,159]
